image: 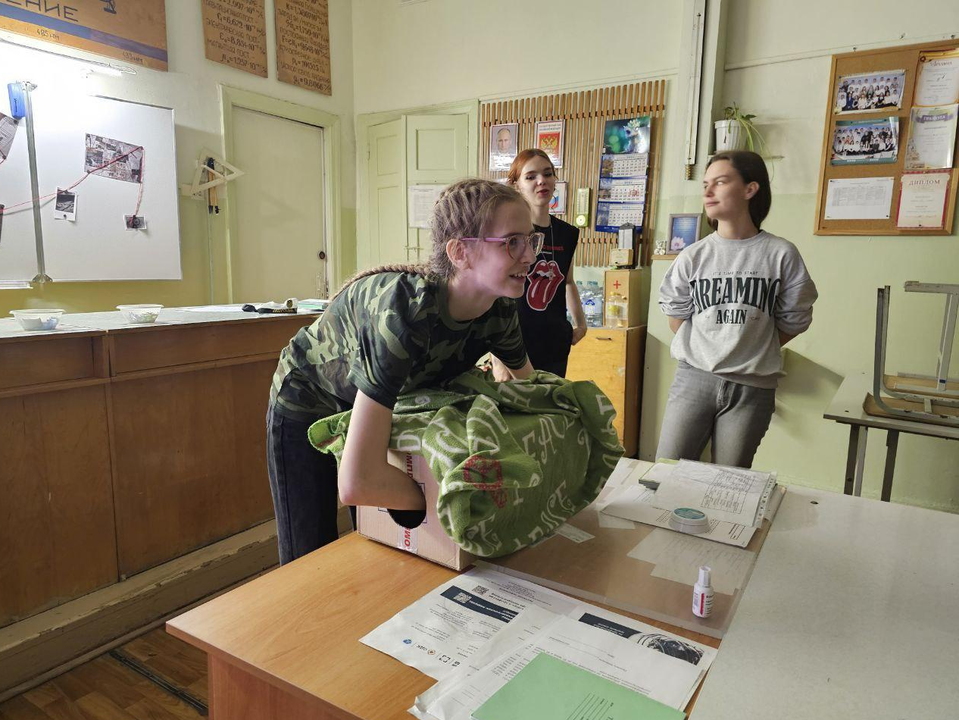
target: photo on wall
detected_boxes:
[489,123,518,172]
[667,213,702,253]
[535,120,564,168]
[549,181,567,214]
[834,69,906,114]
[831,116,899,165]
[602,117,650,155]
[53,189,77,221]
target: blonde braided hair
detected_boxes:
[333,178,525,299]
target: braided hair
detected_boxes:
[333,178,525,298]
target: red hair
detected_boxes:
[506,148,554,184]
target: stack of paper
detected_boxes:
[598,460,780,548]
[471,653,684,720]
[358,567,715,719]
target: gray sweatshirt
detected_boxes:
[659,230,817,388]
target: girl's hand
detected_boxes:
[571,325,587,345]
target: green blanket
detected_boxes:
[307,369,624,558]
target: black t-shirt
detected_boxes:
[517,216,580,367]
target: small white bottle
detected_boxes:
[692,565,714,618]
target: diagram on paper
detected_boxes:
[85,133,143,183]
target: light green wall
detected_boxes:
[352,0,959,512]
[1,0,356,317]
[642,1,959,510]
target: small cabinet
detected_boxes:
[566,326,645,457]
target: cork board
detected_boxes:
[202,0,267,78]
[480,81,666,267]
[275,0,332,95]
[814,39,959,236]
[0,0,167,71]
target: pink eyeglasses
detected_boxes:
[462,232,545,260]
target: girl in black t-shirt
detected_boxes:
[494,149,586,377]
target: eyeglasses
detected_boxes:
[463,232,545,260]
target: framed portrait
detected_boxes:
[549,181,567,214]
[489,123,518,171]
[535,120,564,168]
[667,213,702,253]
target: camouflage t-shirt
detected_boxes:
[271,272,528,420]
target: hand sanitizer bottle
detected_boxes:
[692,565,714,618]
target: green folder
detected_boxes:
[472,652,685,720]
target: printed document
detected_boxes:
[653,460,777,527]
[411,616,704,720]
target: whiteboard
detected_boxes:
[0,78,181,282]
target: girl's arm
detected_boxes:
[668,316,686,334]
[566,266,587,344]
[337,390,427,511]
[491,356,534,381]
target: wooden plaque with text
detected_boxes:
[202,0,268,78]
[275,0,332,95]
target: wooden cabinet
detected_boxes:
[566,326,645,457]
[0,312,314,626]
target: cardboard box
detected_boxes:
[356,450,475,571]
[604,269,647,328]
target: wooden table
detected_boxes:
[823,373,959,500]
[167,533,719,719]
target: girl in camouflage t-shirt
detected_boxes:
[268,179,539,564]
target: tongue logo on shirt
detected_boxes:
[526,259,564,311]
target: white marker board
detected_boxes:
[0,76,181,282]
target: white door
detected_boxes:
[405,114,470,262]
[231,108,327,302]
[367,117,408,266]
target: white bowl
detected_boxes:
[117,304,163,324]
[10,308,64,331]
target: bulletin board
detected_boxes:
[814,39,959,236]
[0,79,181,282]
[480,80,666,266]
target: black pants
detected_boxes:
[266,405,341,564]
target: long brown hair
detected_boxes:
[706,151,772,230]
[333,179,525,298]
[506,148,555,185]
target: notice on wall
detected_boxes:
[275,0,332,95]
[897,172,950,229]
[824,177,894,220]
[202,0,267,78]
[0,0,168,71]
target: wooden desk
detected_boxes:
[823,373,959,500]
[691,485,959,719]
[167,533,718,719]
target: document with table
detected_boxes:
[598,460,781,548]
[360,567,715,718]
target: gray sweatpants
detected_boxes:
[656,362,775,469]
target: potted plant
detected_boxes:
[714,103,766,153]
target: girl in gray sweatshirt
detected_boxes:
[657,151,817,468]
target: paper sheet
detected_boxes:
[412,617,704,720]
[897,172,951,228]
[824,177,894,220]
[653,460,777,528]
[915,50,959,106]
[904,104,958,170]
[408,184,445,229]
[628,529,755,595]
[360,567,582,681]
[555,524,594,543]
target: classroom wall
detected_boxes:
[352,0,959,512]
[644,0,959,510]
[0,0,356,317]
